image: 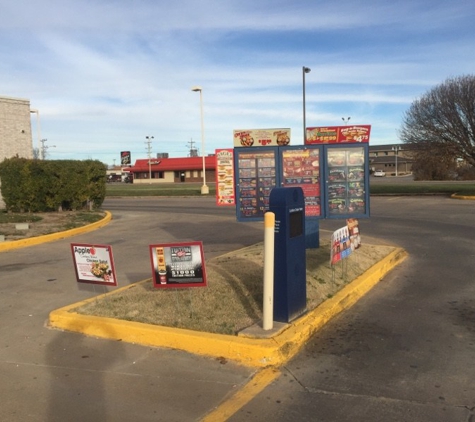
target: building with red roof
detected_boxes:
[126,156,216,184]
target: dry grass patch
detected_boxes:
[75,239,395,335]
[0,210,106,240]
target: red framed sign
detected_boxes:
[149,241,207,288]
[306,125,371,144]
[70,243,118,286]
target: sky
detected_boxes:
[1,0,474,166]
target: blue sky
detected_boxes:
[1,0,474,166]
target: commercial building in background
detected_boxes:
[127,156,216,184]
[0,95,34,161]
[369,144,413,175]
[0,95,34,208]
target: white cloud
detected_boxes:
[1,0,474,162]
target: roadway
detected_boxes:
[0,195,474,421]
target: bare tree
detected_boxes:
[400,75,475,169]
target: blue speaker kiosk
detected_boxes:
[269,187,307,323]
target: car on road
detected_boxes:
[373,170,386,177]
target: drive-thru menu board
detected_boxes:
[326,146,366,216]
[235,149,277,220]
[281,147,322,217]
[215,148,235,206]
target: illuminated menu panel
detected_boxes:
[236,150,277,219]
[281,147,322,217]
[327,146,366,215]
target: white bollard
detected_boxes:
[263,211,275,330]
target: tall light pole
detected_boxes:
[191,86,209,194]
[145,135,154,184]
[342,117,351,125]
[392,145,401,177]
[302,67,311,143]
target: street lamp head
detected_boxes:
[303,66,311,74]
[191,86,202,92]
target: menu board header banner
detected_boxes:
[306,125,371,144]
[233,128,291,147]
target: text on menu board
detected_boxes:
[70,243,118,286]
[237,150,277,219]
[327,147,366,215]
[215,148,235,206]
[281,148,322,217]
[149,241,207,288]
[233,128,291,147]
[305,125,371,144]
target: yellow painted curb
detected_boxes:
[48,247,407,368]
[451,193,475,200]
[0,211,112,252]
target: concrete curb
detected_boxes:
[0,211,112,252]
[48,247,408,368]
[451,193,475,200]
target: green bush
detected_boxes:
[0,157,107,212]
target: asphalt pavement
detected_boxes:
[229,195,475,421]
[0,195,474,421]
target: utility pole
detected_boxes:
[40,139,56,160]
[145,136,154,184]
[186,138,198,156]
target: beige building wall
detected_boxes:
[0,95,34,208]
[0,95,34,161]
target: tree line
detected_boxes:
[0,157,107,212]
[400,75,475,180]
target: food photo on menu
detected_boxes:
[327,149,347,167]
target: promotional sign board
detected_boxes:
[120,151,131,165]
[306,125,371,144]
[330,219,362,265]
[149,241,207,288]
[233,128,291,147]
[346,218,361,250]
[330,226,352,265]
[215,148,235,206]
[71,243,118,286]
